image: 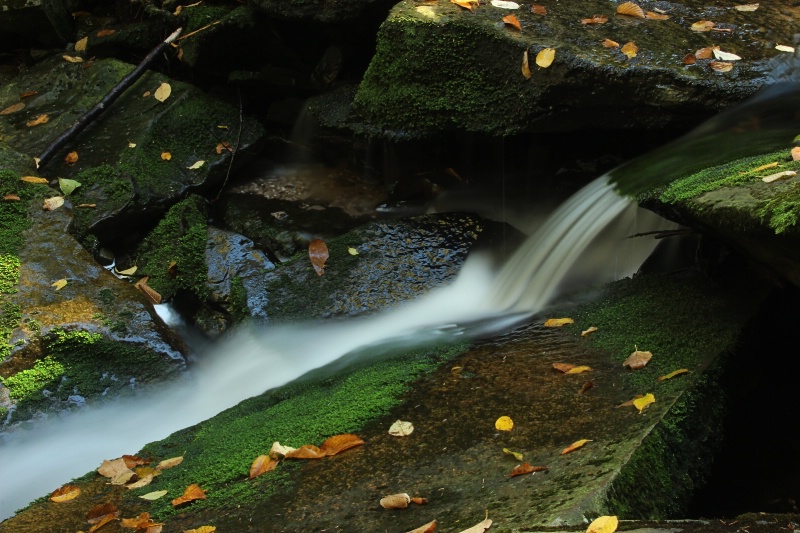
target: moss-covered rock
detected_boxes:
[250,0,393,23]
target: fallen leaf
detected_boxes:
[270,441,297,458]
[695,46,718,59]
[120,512,161,529]
[566,365,592,374]
[751,162,780,172]
[161,151,172,161]
[776,44,796,53]
[691,20,715,32]
[43,197,65,211]
[249,454,278,479]
[308,238,329,276]
[126,473,156,489]
[645,11,669,20]
[491,0,520,7]
[63,54,84,63]
[184,527,216,533]
[96,29,116,37]
[458,518,493,533]
[215,141,233,154]
[495,415,514,431]
[633,393,656,412]
[544,317,573,327]
[75,36,88,51]
[587,515,618,533]
[521,50,531,79]
[21,176,49,184]
[52,278,68,290]
[285,444,327,459]
[503,447,523,460]
[171,483,206,507]
[616,2,645,18]
[143,90,151,97]
[553,363,575,373]
[348,246,359,255]
[134,276,162,305]
[620,41,638,59]
[411,497,428,505]
[530,4,546,15]
[187,160,205,169]
[710,61,733,72]
[581,326,598,336]
[0,102,25,115]
[451,0,476,11]
[19,90,38,99]
[617,394,644,408]
[140,490,168,500]
[762,170,796,183]
[116,265,138,276]
[682,53,696,65]
[26,114,49,126]
[561,439,591,455]
[58,177,81,196]
[503,14,521,31]
[734,3,759,11]
[389,419,415,436]
[578,381,594,394]
[4,194,21,201]
[509,462,548,477]
[406,519,437,533]
[50,484,81,502]
[98,458,137,485]
[64,151,79,164]
[89,513,118,532]
[581,15,608,24]
[319,433,365,455]
[792,147,800,161]
[713,49,741,61]
[536,47,555,68]
[658,368,690,381]
[154,82,172,102]
[380,493,411,509]
[602,39,620,48]
[87,503,119,524]
[623,349,652,369]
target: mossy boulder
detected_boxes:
[250,0,394,22]
[339,0,796,139]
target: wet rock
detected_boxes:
[337,0,798,139]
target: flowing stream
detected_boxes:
[0,176,669,519]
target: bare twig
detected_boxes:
[36,27,182,169]
[214,85,243,201]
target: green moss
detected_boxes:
[181,4,233,32]
[129,342,467,519]
[228,276,249,322]
[137,196,209,301]
[755,180,800,234]
[1,356,65,401]
[70,164,134,234]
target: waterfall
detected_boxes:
[0,175,670,519]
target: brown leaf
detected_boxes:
[64,151,79,164]
[530,4,546,15]
[450,0,475,11]
[552,362,575,373]
[97,458,137,485]
[508,462,548,477]
[791,147,800,161]
[86,503,119,523]
[709,61,734,72]
[308,238,329,276]
[521,50,531,79]
[319,433,365,456]
[691,20,715,32]
[134,276,163,305]
[695,46,717,59]
[411,497,428,505]
[4,194,21,201]
[215,141,233,154]
[249,454,278,479]
[0,102,25,115]
[458,518,493,533]
[682,53,697,65]
[50,484,81,502]
[621,41,638,59]
[88,513,118,532]
[120,512,161,529]
[285,444,327,459]
[623,349,652,369]
[616,2,645,18]
[406,520,437,533]
[502,14,521,31]
[560,439,591,455]
[122,454,150,468]
[156,455,184,470]
[26,113,49,126]
[126,473,156,489]
[171,483,206,507]
[96,29,116,37]
[578,381,594,394]
[20,90,39,99]
[645,11,669,20]
[380,493,411,509]
[581,15,608,24]
[602,39,620,48]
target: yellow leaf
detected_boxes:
[156,456,184,470]
[389,419,414,436]
[26,114,49,127]
[503,447,523,461]
[751,162,779,173]
[43,197,65,211]
[633,393,655,412]
[161,151,172,161]
[128,142,137,148]
[154,82,172,102]
[62,54,84,63]
[581,326,598,336]
[762,170,796,183]
[658,368,690,381]
[140,490,168,500]
[21,176,49,184]
[116,265,138,276]
[544,317,573,327]
[64,151,79,164]
[623,349,652,369]
[536,47,555,68]
[616,2,645,18]
[50,484,81,502]
[495,415,514,431]
[187,160,205,169]
[75,36,88,52]
[734,3,759,11]
[184,526,216,533]
[0,102,25,115]
[621,41,638,59]
[565,365,592,374]
[691,20,715,32]
[521,50,531,79]
[587,515,618,533]
[561,439,591,455]
[348,246,359,255]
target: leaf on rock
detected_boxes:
[580,15,607,25]
[75,36,88,51]
[621,41,638,59]
[348,246,359,255]
[751,162,779,172]
[64,151,79,165]
[587,515,618,533]
[380,493,411,509]
[530,4,546,15]
[566,365,592,374]
[50,484,81,502]
[157,455,184,470]
[503,447,523,461]
[623,349,652,369]
[536,48,555,68]
[691,20,715,32]
[645,11,669,20]
[43,197,64,211]
[578,381,594,394]
[187,160,205,170]
[171,483,207,507]
[63,54,84,63]
[544,317,572,327]
[411,497,428,505]
[319,433,365,455]
[776,44,795,53]
[215,141,233,154]
[521,50,531,79]
[734,3,759,11]
[52,278,68,290]
[0,102,25,115]
[502,14,521,31]
[120,512,161,529]
[4,194,21,201]
[161,151,172,161]
[21,176,49,184]
[389,419,415,436]
[633,393,656,412]
[116,265,138,276]
[154,82,172,102]
[617,394,644,408]
[140,490,168,500]
[97,29,116,37]
[249,455,278,479]
[791,147,800,161]
[458,518,493,533]
[491,0,520,8]
[135,276,163,305]
[761,170,796,183]
[88,513,118,532]
[602,39,620,48]
[658,368,690,381]
[59,177,81,196]
[682,53,696,65]
[406,519,437,533]
[581,326,598,336]
[695,47,717,59]
[561,439,591,455]
[87,503,119,523]
[495,415,514,431]
[184,527,216,533]
[713,49,741,61]
[26,114,49,126]
[508,462,548,477]
[450,0,476,12]
[616,2,645,18]
[285,444,327,459]
[270,441,297,458]
[552,362,575,373]
[308,238,329,276]
[126,473,156,489]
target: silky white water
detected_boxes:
[0,176,670,519]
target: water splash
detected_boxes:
[0,177,668,519]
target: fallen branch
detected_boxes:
[36,27,182,169]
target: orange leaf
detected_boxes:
[581,326,598,336]
[791,147,800,161]
[171,483,206,507]
[544,317,573,327]
[308,239,329,276]
[530,4,546,15]
[503,14,521,31]
[161,151,172,161]
[578,381,594,394]
[64,151,79,164]
[319,433,365,456]
[580,15,607,24]
[215,141,233,154]
[682,53,696,65]
[184,527,216,533]
[508,462,548,477]
[646,11,669,20]
[88,513,118,532]
[97,29,116,37]
[4,194,21,201]
[521,50,531,79]
[120,512,161,529]
[380,493,411,509]
[406,520,437,533]
[561,439,592,455]
[249,455,278,479]
[709,61,733,72]
[20,90,38,99]
[620,41,638,59]
[122,454,150,468]
[50,484,81,502]
[21,176,49,184]
[0,102,25,115]
[134,276,163,305]
[552,362,575,373]
[616,2,645,18]
[26,113,49,126]
[695,46,717,59]
[602,39,620,48]
[691,20,715,32]
[450,0,475,11]
[285,444,327,459]
[411,496,428,505]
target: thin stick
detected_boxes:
[214,86,243,201]
[36,27,182,169]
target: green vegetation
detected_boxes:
[2,356,65,401]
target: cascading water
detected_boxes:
[0,174,670,519]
